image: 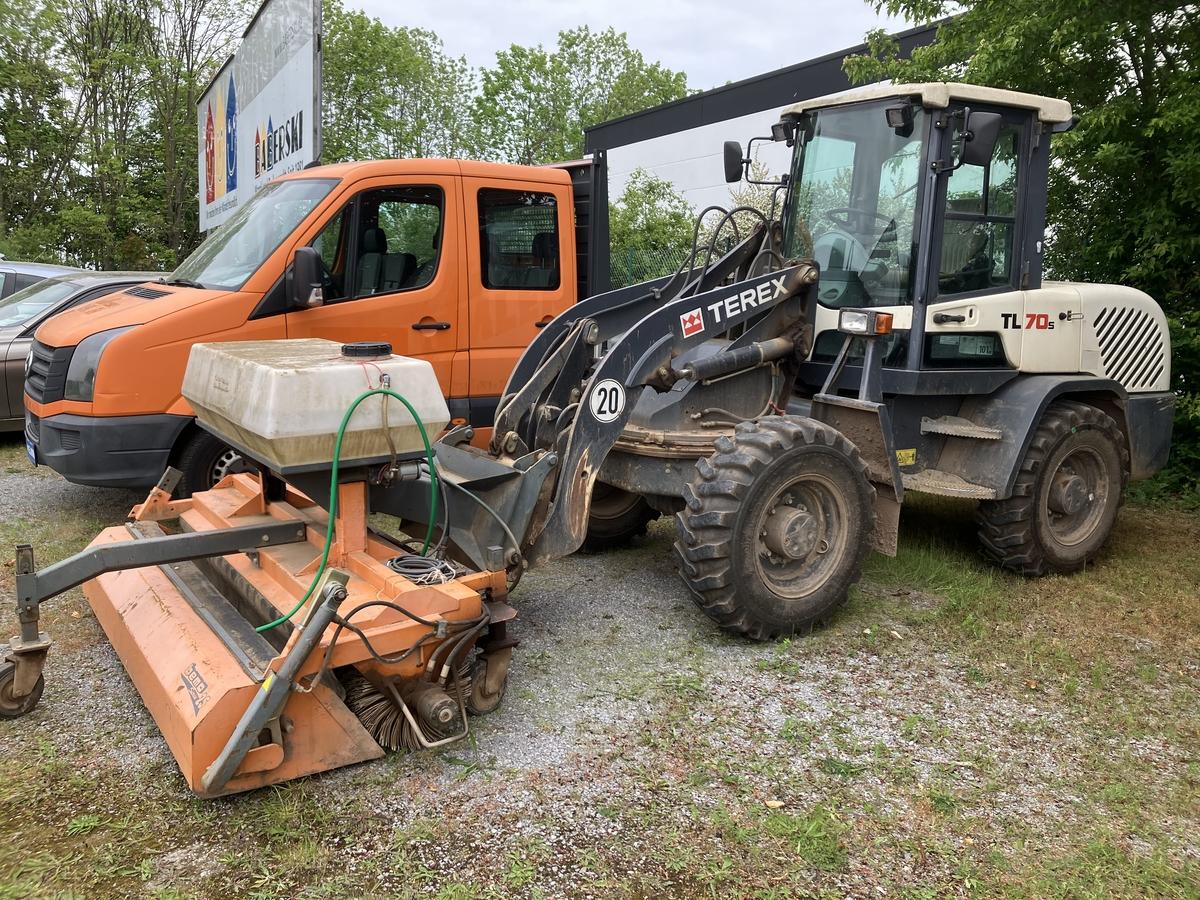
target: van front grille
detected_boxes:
[25,340,73,405]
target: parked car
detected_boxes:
[0,261,78,300]
[1,271,158,433]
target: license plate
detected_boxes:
[25,436,36,466]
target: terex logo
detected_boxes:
[680,308,705,337]
[706,276,788,326]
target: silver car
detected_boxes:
[0,271,159,431]
[0,261,78,300]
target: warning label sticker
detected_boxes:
[181,663,210,715]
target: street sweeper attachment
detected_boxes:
[4,340,517,795]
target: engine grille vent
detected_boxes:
[125,285,171,299]
[1091,306,1166,390]
[25,341,73,405]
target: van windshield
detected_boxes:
[173,178,337,291]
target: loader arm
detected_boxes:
[495,225,772,453]
[521,263,818,565]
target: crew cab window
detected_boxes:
[354,186,443,298]
[938,122,1021,296]
[478,189,560,290]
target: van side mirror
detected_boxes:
[290,247,324,309]
[723,141,745,183]
[961,111,1003,168]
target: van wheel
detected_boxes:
[976,401,1127,576]
[581,484,659,552]
[176,431,253,498]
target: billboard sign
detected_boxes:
[198,0,321,231]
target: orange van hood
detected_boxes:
[35,283,235,346]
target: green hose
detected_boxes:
[255,388,440,633]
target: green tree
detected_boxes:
[0,0,80,259]
[0,0,244,268]
[846,1,1200,496]
[321,0,475,162]
[475,26,688,165]
[609,168,695,287]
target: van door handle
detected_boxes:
[412,321,451,331]
[534,320,550,328]
[933,313,966,324]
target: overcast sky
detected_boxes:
[347,0,912,92]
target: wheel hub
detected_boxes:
[762,506,819,559]
[210,448,251,486]
[1049,471,1090,516]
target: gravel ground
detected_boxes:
[0,452,1197,898]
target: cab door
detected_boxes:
[285,175,461,392]
[462,177,574,423]
[922,109,1031,371]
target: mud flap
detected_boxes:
[809,394,903,556]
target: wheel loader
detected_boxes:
[0,83,1174,795]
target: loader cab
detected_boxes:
[775,84,1068,395]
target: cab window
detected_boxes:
[478,189,560,290]
[937,122,1021,296]
[354,187,443,298]
[310,204,351,301]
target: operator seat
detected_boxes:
[358,227,388,295]
[938,222,990,293]
[528,231,558,288]
[380,253,417,293]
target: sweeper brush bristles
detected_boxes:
[342,669,471,752]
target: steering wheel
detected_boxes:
[316,254,342,298]
[824,207,896,231]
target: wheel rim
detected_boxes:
[208,447,252,487]
[1043,446,1109,547]
[589,483,643,523]
[0,670,37,716]
[0,681,19,715]
[753,472,849,599]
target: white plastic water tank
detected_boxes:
[181,339,450,472]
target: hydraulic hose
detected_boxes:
[256,387,440,633]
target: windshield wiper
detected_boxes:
[157,277,206,290]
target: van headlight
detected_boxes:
[64,327,133,401]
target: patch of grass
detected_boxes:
[65,814,105,836]
[818,756,861,778]
[927,785,958,816]
[778,717,814,746]
[1018,830,1198,898]
[501,851,536,890]
[762,805,847,871]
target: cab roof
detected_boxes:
[276,158,572,185]
[782,81,1073,124]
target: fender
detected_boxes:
[935,375,1170,498]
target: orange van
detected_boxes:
[25,160,595,494]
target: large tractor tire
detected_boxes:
[581,484,659,552]
[976,400,1127,575]
[674,416,875,641]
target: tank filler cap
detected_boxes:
[341,341,393,358]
